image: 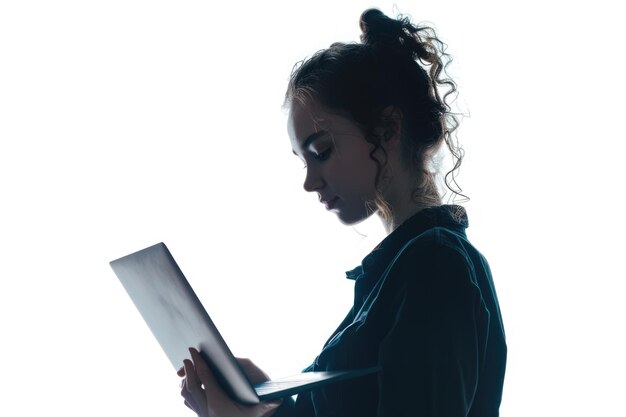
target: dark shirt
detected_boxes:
[277,205,506,417]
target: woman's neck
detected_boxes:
[380,203,426,234]
[378,154,442,234]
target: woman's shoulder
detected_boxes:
[385,223,489,291]
[400,224,473,263]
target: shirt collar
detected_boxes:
[345,205,468,281]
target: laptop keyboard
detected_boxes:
[254,372,334,395]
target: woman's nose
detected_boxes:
[303,167,324,192]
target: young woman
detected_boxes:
[179,8,506,417]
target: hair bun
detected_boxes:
[359,8,401,46]
[359,8,431,62]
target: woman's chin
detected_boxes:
[335,209,375,226]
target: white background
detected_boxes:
[1,1,624,416]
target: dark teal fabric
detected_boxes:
[276,205,506,417]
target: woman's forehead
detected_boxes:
[289,100,358,140]
[288,101,327,144]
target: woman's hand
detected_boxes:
[178,348,281,417]
[235,357,270,385]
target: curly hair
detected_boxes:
[284,8,466,220]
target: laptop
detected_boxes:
[109,242,379,405]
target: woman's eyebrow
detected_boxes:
[303,130,329,149]
[292,129,329,155]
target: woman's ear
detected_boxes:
[379,105,403,149]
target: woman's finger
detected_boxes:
[189,348,222,399]
[182,357,208,414]
[183,400,194,411]
[180,392,197,413]
[259,401,283,417]
[183,359,201,390]
[180,385,198,413]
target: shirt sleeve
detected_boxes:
[376,241,490,417]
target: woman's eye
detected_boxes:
[313,148,331,161]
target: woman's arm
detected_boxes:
[376,243,489,417]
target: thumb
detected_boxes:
[258,400,282,417]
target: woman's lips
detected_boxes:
[323,197,339,210]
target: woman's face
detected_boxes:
[288,99,381,225]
